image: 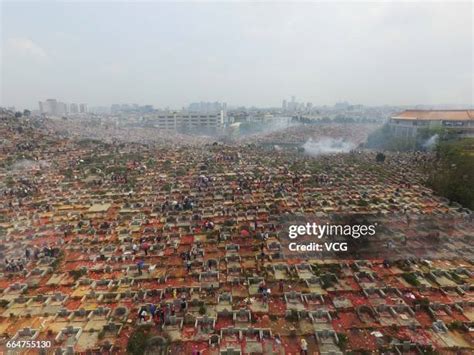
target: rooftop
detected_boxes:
[392,110,474,121]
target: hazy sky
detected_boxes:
[1,1,472,109]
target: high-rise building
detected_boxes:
[45,99,58,115]
[39,99,71,116]
[282,100,287,111]
[79,104,88,113]
[57,102,68,115]
[70,103,79,114]
[287,96,297,112]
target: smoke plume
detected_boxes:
[303,137,356,156]
[422,134,439,150]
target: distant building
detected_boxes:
[0,107,15,119]
[147,111,225,132]
[44,99,58,115]
[70,103,79,114]
[89,106,110,114]
[39,99,64,116]
[282,96,311,113]
[57,102,68,115]
[143,105,154,113]
[334,101,350,109]
[39,99,77,116]
[285,96,299,112]
[110,103,154,114]
[389,110,474,138]
[79,104,88,113]
[188,101,225,113]
[111,104,121,113]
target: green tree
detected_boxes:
[127,329,149,355]
[375,152,386,163]
[428,139,474,210]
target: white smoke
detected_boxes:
[11,159,50,171]
[303,137,356,156]
[422,134,439,150]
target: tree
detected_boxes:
[428,138,474,210]
[366,124,417,151]
[402,272,420,286]
[375,152,386,163]
[127,329,149,355]
[23,109,31,117]
[337,333,348,350]
[14,111,22,118]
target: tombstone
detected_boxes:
[268,241,281,251]
[136,290,146,299]
[58,308,70,317]
[218,293,232,303]
[75,308,87,318]
[104,323,118,333]
[234,309,251,322]
[18,327,34,337]
[53,293,65,301]
[65,325,74,334]
[147,336,167,348]
[220,347,241,355]
[284,291,303,304]
[209,334,220,346]
[196,315,216,332]
[207,259,218,269]
[35,295,46,302]
[114,307,127,317]
[432,320,448,333]
[225,244,240,252]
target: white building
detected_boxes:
[147,111,225,132]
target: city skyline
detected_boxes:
[5,94,473,114]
